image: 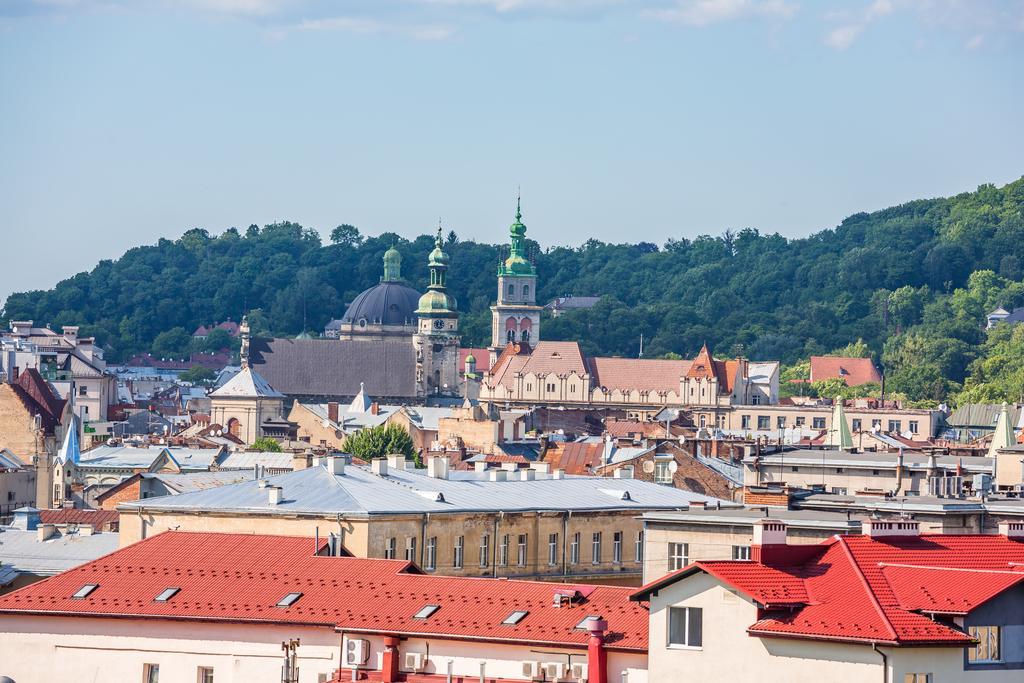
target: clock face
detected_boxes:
[432,319,445,330]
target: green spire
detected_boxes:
[500,192,535,277]
[382,244,402,282]
[417,220,457,315]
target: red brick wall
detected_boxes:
[99,479,142,510]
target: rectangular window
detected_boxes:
[851,418,862,431]
[384,537,396,560]
[591,532,602,564]
[812,417,826,429]
[143,664,159,683]
[479,534,490,567]
[517,534,528,567]
[548,533,558,566]
[668,543,688,571]
[453,536,464,570]
[872,419,882,430]
[757,416,770,430]
[776,416,786,429]
[888,420,901,433]
[613,531,623,564]
[667,606,702,648]
[968,625,1001,662]
[741,415,751,429]
[197,668,214,683]
[79,385,88,396]
[655,460,673,484]
[731,545,751,560]
[500,534,509,566]
[425,537,437,571]
[635,531,643,563]
[831,487,848,495]
[794,416,806,427]
[405,537,416,563]
[570,532,580,564]
[909,420,919,434]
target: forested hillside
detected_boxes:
[4,178,1023,406]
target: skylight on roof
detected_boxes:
[502,610,528,625]
[71,584,98,599]
[276,592,303,608]
[575,615,602,630]
[154,587,180,602]
[413,604,440,619]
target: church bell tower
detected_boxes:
[413,225,460,398]
[490,196,541,365]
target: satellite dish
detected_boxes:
[669,461,679,473]
[642,461,655,474]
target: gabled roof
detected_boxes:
[0,531,648,651]
[208,366,285,399]
[809,356,882,387]
[8,368,66,435]
[632,533,1024,647]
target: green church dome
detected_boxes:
[417,289,457,314]
[499,196,536,277]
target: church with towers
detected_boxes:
[246,199,779,414]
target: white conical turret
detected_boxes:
[988,402,1015,456]
[824,398,853,450]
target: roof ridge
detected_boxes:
[834,535,898,641]
[878,562,1024,575]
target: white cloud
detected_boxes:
[645,0,798,27]
[292,14,456,41]
[823,0,894,50]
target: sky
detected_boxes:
[1,0,1022,306]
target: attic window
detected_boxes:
[276,592,303,608]
[154,587,180,602]
[575,615,602,630]
[71,584,98,599]
[413,604,440,619]
[502,610,529,625]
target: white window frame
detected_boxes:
[668,543,688,571]
[425,537,437,571]
[453,536,464,570]
[612,531,623,564]
[404,537,416,563]
[654,460,672,485]
[499,534,509,567]
[548,533,558,566]
[731,545,751,560]
[570,532,580,565]
[479,534,490,567]
[667,606,702,649]
[968,625,1001,663]
[635,531,643,563]
[197,667,214,683]
[591,532,602,565]
[517,534,528,567]
[384,537,396,560]
[143,663,159,683]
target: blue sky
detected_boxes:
[1,1,1022,304]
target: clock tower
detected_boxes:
[413,225,460,398]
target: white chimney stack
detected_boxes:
[519,468,536,481]
[531,462,551,475]
[474,461,488,473]
[268,486,283,505]
[326,455,345,475]
[427,455,449,480]
[386,453,406,471]
[489,469,508,482]
[551,469,565,480]
[864,517,920,539]
[613,467,633,479]
[998,520,1024,539]
[753,519,788,546]
[501,462,518,473]
[371,458,388,476]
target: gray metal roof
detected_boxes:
[121,461,726,516]
[796,493,989,514]
[78,445,222,471]
[141,470,257,494]
[0,528,119,579]
[745,449,994,473]
[947,403,1022,428]
[217,451,295,471]
[641,507,860,530]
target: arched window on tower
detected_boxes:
[507,283,515,299]
[506,329,516,343]
[505,317,517,343]
[523,285,529,299]
[519,317,532,345]
[521,328,530,343]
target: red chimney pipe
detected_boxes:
[327,402,339,425]
[587,618,609,683]
[382,636,400,683]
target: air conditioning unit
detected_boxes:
[543,662,564,681]
[404,652,425,672]
[343,637,369,667]
[570,662,588,682]
[522,661,542,679]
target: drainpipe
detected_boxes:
[420,513,429,567]
[138,507,146,540]
[872,643,888,683]
[492,512,502,578]
[562,510,570,577]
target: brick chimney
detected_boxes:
[370,402,380,416]
[327,402,339,425]
[751,519,788,563]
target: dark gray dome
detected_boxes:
[341,281,421,326]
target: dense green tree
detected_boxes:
[151,327,191,359]
[179,366,216,385]
[342,424,419,466]
[251,436,283,452]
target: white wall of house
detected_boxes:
[643,572,1019,683]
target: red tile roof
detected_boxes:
[544,442,604,475]
[588,357,689,393]
[632,534,1024,647]
[810,356,882,387]
[604,420,667,439]
[38,509,120,529]
[0,532,647,652]
[458,348,491,374]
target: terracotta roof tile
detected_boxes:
[38,509,120,529]
[589,358,688,393]
[544,442,604,475]
[0,532,647,651]
[810,356,882,387]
